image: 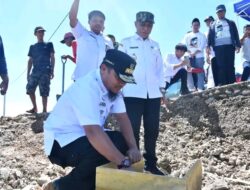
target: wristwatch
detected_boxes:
[117,157,131,169]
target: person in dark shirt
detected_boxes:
[0,35,8,95]
[26,26,55,113]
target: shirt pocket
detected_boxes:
[126,46,139,61]
[150,46,161,64]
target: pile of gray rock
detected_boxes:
[157,81,250,189]
[0,81,249,190]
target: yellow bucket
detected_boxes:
[96,160,202,190]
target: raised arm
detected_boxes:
[69,0,80,28]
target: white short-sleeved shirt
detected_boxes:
[163,53,187,83]
[71,21,113,80]
[119,34,165,99]
[182,31,207,58]
[44,70,126,155]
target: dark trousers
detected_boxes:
[241,65,250,81]
[210,57,219,86]
[124,97,161,167]
[48,131,127,190]
[214,45,236,85]
[165,68,189,95]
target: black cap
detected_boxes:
[103,50,136,84]
[216,4,226,13]
[34,26,46,34]
[204,16,215,22]
[136,11,154,23]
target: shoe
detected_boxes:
[26,108,37,114]
[180,89,190,95]
[143,165,165,176]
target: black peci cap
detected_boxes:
[103,49,137,84]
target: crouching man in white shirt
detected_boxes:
[164,44,190,95]
[42,50,141,190]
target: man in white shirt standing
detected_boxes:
[182,18,207,92]
[119,12,166,175]
[164,44,190,95]
[69,0,113,81]
[240,24,250,81]
[42,50,141,190]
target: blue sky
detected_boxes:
[0,0,249,116]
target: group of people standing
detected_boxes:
[23,3,250,116]
[1,1,249,190]
[165,4,249,96]
[135,4,250,103]
[33,2,250,190]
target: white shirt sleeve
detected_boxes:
[181,34,188,46]
[156,45,165,88]
[164,54,175,74]
[71,20,89,39]
[70,84,101,126]
[110,94,126,114]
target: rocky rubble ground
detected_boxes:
[0,82,250,190]
[157,81,250,190]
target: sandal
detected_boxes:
[26,108,37,114]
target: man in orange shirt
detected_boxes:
[61,32,77,64]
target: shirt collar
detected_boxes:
[96,69,108,95]
[89,30,103,38]
[133,33,150,41]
